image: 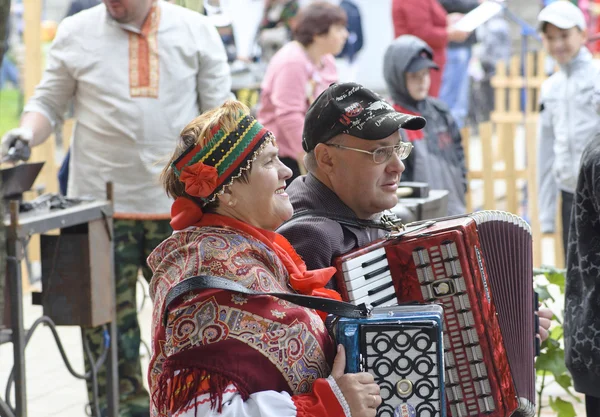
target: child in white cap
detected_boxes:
[536,0,600,259]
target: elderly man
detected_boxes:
[277,82,553,340]
[0,0,232,415]
[277,83,424,271]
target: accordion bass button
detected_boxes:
[395,379,413,396]
[412,249,430,267]
[478,396,496,413]
[450,400,468,416]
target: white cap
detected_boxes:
[538,1,586,31]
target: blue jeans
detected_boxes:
[439,46,472,129]
[0,55,19,89]
[58,149,70,196]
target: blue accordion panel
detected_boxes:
[332,304,446,417]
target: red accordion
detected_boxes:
[334,211,536,417]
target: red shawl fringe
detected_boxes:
[152,355,251,416]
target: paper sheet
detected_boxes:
[452,1,504,32]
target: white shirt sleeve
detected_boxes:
[193,16,235,112]
[173,385,297,417]
[23,18,77,127]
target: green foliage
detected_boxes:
[0,88,22,137]
[534,266,581,417]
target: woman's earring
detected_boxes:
[228,201,234,206]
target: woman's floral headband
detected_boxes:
[172,114,274,205]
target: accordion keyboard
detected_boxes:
[340,247,400,308]
[413,241,496,417]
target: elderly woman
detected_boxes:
[148,101,381,417]
[257,1,348,184]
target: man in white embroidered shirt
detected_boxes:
[0,1,232,415]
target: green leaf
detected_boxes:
[554,374,572,390]
[536,347,568,376]
[547,271,566,291]
[549,396,576,417]
[536,285,555,302]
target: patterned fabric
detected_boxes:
[129,3,160,98]
[147,214,338,416]
[564,134,600,398]
[83,219,172,417]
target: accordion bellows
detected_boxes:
[335,211,536,417]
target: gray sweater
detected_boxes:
[537,47,600,232]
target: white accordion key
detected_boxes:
[341,248,386,272]
[353,283,397,307]
[347,274,394,300]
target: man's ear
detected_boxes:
[314,143,335,174]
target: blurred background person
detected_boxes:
[257,1,347,184]
[438,0,481,129]
[391,0,470,97]
[257,0,299,63]
[384,35,467,215]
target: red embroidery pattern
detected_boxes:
[129,3,160,98]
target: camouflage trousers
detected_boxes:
[82,219,172,417]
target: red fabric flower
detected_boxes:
[179,162,219,198]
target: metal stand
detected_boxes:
[499,1,542,121]
[0,187,119,417]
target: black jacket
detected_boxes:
[564,134,600,398]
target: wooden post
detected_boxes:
[499,123,517,214]
[23,0,59,267]
[480,122,495,210]
[526,118,542,267]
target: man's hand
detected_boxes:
[538,307,554,342]
[1,127,33,161]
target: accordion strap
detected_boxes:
[163,275,369,326]
[285,209,402,231]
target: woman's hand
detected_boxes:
[330,345,382,417]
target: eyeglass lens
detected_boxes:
[373,144,411,163]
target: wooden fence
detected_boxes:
[463,50,564,268]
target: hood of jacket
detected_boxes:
[383,35,435,111]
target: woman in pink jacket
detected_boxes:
[257,2,348,184]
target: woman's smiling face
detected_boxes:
[224,142,294,231]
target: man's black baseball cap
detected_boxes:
[302,82,426,152]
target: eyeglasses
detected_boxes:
[325,142,414,164]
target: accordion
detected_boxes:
[332,304,446,417]
[334,211,536,417]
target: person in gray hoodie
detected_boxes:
[383,34,467,216]
[536,1,600,257]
